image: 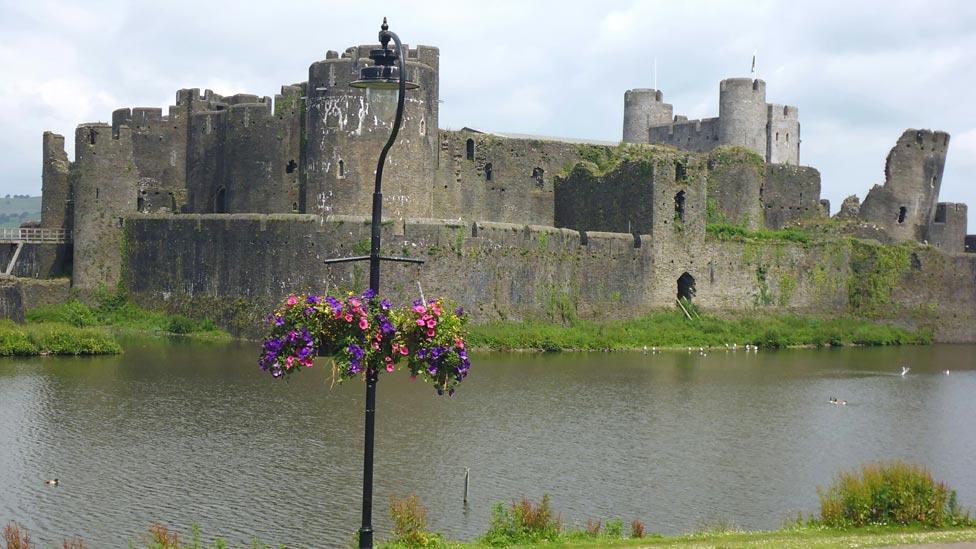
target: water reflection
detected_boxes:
[0,342,974,547]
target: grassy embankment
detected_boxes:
[468,310,930,351]
[0,295,228,356]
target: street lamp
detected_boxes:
[323,17,423,549]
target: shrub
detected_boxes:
[480,494,561,546]
[167,315,196,335]
[388,494,443,547]
[817,460,972,527]
[2,522,32,549]
[26,323,122,355]
[585,519,600,536]
[630,518,645,538]
[604,519,624,538]
[26,300,97,327]
[0,321,38,356]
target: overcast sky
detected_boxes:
[1,0,974,227]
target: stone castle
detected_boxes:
[3,40,975,341]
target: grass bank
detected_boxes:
[25,296,229,340]
[421,525,976,548]
[467,310,931,351]
[0,319,121,356]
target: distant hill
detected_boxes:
[0,195,41,228]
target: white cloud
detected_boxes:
[0,0,974,229]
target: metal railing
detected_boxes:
[0,227,71,243]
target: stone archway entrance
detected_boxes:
[677,272,696,301]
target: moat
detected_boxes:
[1,342,974,547]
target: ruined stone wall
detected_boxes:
[0,278,71,322]
[647,118,720,154]
[111,104,186,213]
[38,132,72,277]
[305,45,439,220]
[705,148,765,230]
[859,129,949,242]
[121,214,975,341]
[927,202,967,254]
[762,164,823,229]
[766,104,799,165]
[435,131,581,226]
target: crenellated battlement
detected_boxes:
[767,104,798,120]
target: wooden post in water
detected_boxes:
[463,467,470,506]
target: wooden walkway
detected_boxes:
[0,228,71,276]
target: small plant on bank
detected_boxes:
[630,518,645,538]
[386,494,444,548]
[480,494,561,546]
[259,290,471,396]
[2,521,32,549]
[584,519,601,536]
[817,460,973,527]
[604,518,624,538]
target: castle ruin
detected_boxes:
[3,40,975,341]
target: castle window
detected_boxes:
[95,188,99,200]
[677,272,696,302]
[675,162,687,182]
[775,132,779,142]
[674,190,686,223]
[532,167,544,185]
[419,118,426,136]
[338,159,345,179]
[88,128,97,145]
[292,202,298,212]
[466,138,475,161]
[484,162,493,181]
[897,206,907,224]
[286,159,297,174]
[137,196,145,213]
[934,204,947,223]
[786,133,789,143]
[214,187,226,213]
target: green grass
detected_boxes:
[467,311,931,351]
[425,525,976,548]
[706,222,812,244]
[0,319,121,355]
[25,296,228,340]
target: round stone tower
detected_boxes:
[718,78,767,156]
[622,89,673,144]
[305,44,439,220]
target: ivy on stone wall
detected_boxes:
[848,240,912,316]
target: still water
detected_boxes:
[1,341,975,547]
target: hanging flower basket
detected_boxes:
[259,289,471,396]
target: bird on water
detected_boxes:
[44,479,59,486]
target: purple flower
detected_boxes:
[307,295,321,305]
[427,364,438,376]
[275,317,285,327]
[362,288,376,300]
[455,307,464,317]
[417,349,427,360]
[304,307,315,316]
[380,299,391,311]
[413,298,423,307]
[448,388,456,397]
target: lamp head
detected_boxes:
[350,18,420,91]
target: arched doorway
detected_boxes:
[677,272,696,301]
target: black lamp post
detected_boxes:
[322,17,423,549]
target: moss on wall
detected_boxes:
[848,240,912,316]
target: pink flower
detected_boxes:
[372,341,380,350]
[416,318,426,326]
[427,328,436,337]
[303,359,314,368]
[431,304,442,316]
[455,337,465,349]
[345,313,353,322]
[287,295,298,306]
[399,346,408,356]
[426,319,437,329]
[413,305,426,314]
[359,318,369,330]
[349,298,361,308]
[286,356,294,369]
